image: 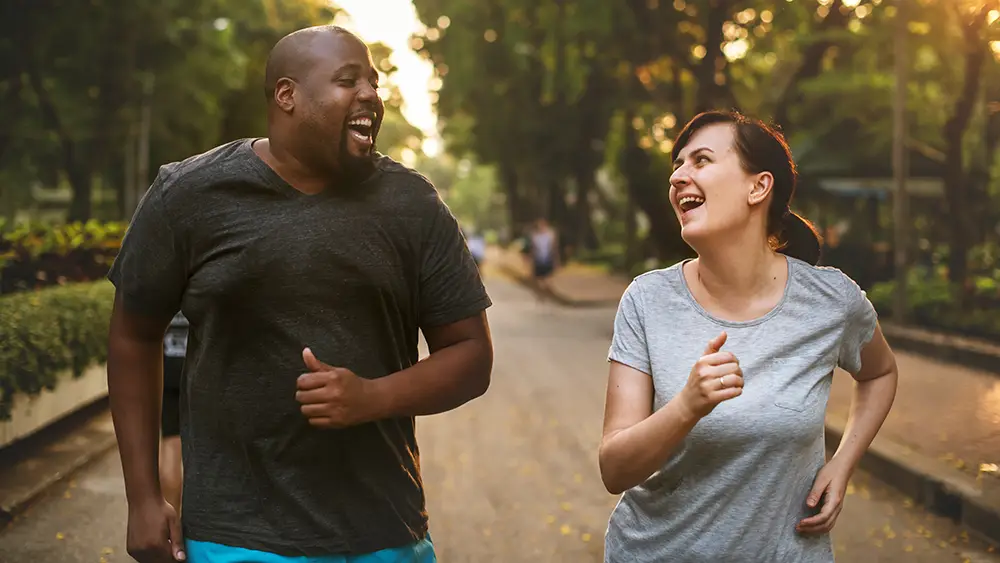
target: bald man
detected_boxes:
[107,26,492,563]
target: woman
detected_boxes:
[598,111,898,562]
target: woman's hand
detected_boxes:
[678,332,744,419]
[796,457,852,535]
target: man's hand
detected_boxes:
[126,498,185,562]
[295,348,379,428]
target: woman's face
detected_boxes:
[669,123,769,247]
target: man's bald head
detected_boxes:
[264,25,363,102]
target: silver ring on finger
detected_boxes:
[719,376,726,389]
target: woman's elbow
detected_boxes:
[598,443,631,495]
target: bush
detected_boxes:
[0,281,115,420]
[870,264,1000,341]
[0,220,126,295]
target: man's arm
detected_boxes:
[368,312,493,418]
[108,291,173,505]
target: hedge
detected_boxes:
[0,219,125,295]
[0,280,115,420]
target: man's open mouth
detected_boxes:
[347,115,374,147]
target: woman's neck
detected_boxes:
[687,238,786,318]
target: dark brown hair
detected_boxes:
[671,110,822,265]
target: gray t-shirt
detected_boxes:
[605,257,877,563]
[108,139,491,556]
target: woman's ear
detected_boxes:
[747,172,774,208]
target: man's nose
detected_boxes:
[358,81,379,103]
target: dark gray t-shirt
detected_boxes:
[108,139,491,556]
[605,257,877,563]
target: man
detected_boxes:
[107,25,493,563]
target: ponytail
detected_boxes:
[776,210,823,266]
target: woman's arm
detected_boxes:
[598,361,699,495]
[831,323,898,469]
[599,332,742,495]
[797,322,897,534]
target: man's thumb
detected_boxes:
[704,331,727,355]
[168,511,186,561]
[302,347,329,372]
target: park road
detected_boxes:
[0,275,997,562]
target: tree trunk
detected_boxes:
[26,60,93,221]
[621,109,690,260]
[942,8,988,287]
[772,0,848,130]
[499,162,526,231]
[695,0,730,114]
[573,169,599,252]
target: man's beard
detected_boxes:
[336,126,377,186]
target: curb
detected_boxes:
[0,435,117,523]
[824,417,1000,546]
[0,399,118,524]
[496,259,1000,545]
[879,324,1000,377]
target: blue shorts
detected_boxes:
[185,536,435,563]
[533,260,554,279]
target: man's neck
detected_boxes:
[254,138,329,195]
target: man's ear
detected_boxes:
[274,78,296,113]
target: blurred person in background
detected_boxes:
[598,111,898,563]
[524,217,559,302]
[466,229,486,267]
[159,311,188,515]
[107,25,492,563]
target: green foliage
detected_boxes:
[417,153,506,233]
[2,0,425,219]
[0,281,115,420]
[869,259,1000,340]
[0,221,125,294]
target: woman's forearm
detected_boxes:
[599,397,700,494]
[831,369,898,470]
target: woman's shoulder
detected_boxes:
[787,257,865,302]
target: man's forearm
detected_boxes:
[108,334,166,505]
[368,337,492,419]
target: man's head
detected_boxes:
[264,26,385,181]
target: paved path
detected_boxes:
[1,275,997,562]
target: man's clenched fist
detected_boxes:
[295,348,380,428]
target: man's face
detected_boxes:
[296,34,385,179]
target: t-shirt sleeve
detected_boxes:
[607,280,651,375]
[417,186,492,328]
[837,273,878,376]
[107,171,187,318]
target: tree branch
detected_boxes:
[772,0,849,129]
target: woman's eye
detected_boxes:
[696,155,710,165]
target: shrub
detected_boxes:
[0,220,126,295]
[0,281,115,420]
[870,264,1000,340]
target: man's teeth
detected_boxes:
[679,196,705,207]
[349,117,373,127]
